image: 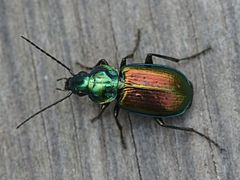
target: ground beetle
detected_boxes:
[17,31,223,151]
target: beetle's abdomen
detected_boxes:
[118,64,193,117]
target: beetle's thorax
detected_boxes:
[65,65,119,104]
[88,65,119,104]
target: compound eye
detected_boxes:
[64,79,70,90]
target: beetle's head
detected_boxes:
[65,71,89,95]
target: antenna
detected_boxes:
[16,93,72,129]
[21,36,74,75]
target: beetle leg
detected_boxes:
[76,59,109,70]
[120,54,133,68]
[76,92,87,97]
[120,30,141,68]
[114,104,127,149]
[155,118,225,151]
[91,103,110,123]
[145,47,211,64]
[94,59,109,66]
[56,88,66,91]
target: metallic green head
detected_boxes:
[65,71,90,95]
[65,65,119,104]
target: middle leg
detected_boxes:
[114,104,127,149]
[120,30,141,68]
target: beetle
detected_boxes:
[17,34,223,151]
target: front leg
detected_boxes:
[91,103,110,123]
[76,59,109,70]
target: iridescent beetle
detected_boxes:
[17,33,223,150]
